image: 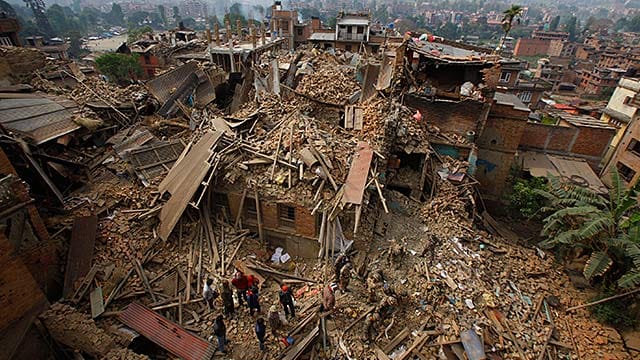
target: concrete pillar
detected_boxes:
[261,23,266,45]
[205,23,212,44]
[236,19,242,40]
[250,23,256,49]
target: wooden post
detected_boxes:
[214,23,220,46]
[254,188,264,241]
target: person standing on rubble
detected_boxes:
[220,280,235,317]
[339,262,352,292]
[213,315,228,354]
[255,318,267,351]
[247,288,261,316]
[363,312,380,343]
[231,271,249,308]
[320,283,337,314]
[203,278,219,310]
[279,284,296,319]
[247,274,260,293]
[268,305,282,337]
[334,254,349,281]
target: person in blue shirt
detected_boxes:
[255,318,266,351]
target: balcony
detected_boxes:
[337,33,365,42]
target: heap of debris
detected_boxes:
[0,38,634,360]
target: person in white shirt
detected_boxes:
[203,278,218,310]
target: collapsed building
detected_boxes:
[0,31,635,360]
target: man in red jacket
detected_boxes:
[231,271,249,308]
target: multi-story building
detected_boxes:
[179,1,207,19]
[547,40,576,58]
[513,38,550,57]
[577,67,626,95]
[270,1,298,50]
[334,12,370,52]
[600,77,640,177]
[0,12,20,46]
[23,36,69,60]
[532,30,569,42]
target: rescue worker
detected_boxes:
[220,280,235,317]
[203,278,219,310]
[334,254,349,281]
[255,318,266,351]
[279,284,296,318]
[388,242,405,269]
[366,270,383,303]
[339,262,352,292]
[321,282,337,314]
[213,314,228,354]
[377,295,398,320]
[247,288,261,316]
[363,312,380,343]
[231,271,249,308]
[268,304,282,336]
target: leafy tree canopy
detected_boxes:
[95,53,142,84]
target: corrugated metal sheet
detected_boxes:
[127,139,185,181]
[521,151,607,194]
[119,302,215,360]
[0,94,80,144]
[146,62,199,104]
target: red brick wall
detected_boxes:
[0,232,47,331]
[403,94,486,137]
[514,38,550,57]
[571,127,614,158]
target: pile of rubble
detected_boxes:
[2,41,635,360]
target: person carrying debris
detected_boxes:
[231,271,249,308]
[376,295,398,320]
[388,242,405,269]
[203,278,219,310]
[339,262,352,292]
[247,288,261,316]
[320,283,337,314]
[213,315,228,354]
[279,284,296,319]
[268,305,282,336]
[334,254,349,281]
[366,270,384,303]
[220,280,235,317]
[363,312,380,343]
[255,318,267,351]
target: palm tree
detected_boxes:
[496,5,524,54]
[537,171,640,288]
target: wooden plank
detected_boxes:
[342,142,373,205]
[281,326,320,360]
[383,327,411,354]
[373,344,391,360]
[63,216,98,298]
[299,147,318,167]
[396,332,430,360]
[70,264,100,303]
[344,105,354,129]
[90,287,105,318]
[158,131,223,240]
[354,107,363,130]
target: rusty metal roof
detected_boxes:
[342,142,373,205]
[146,62,199,104]
[0,94,81,144]
[119,302,216,360]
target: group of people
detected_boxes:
[202,270,297,353]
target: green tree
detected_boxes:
[182,17,196,29]
[437,21,460,40]
[564,16,578,41]
[496,4,523,54]
[549,15,560,31]
[509,177,549,219]
[128,11,150,27]
[127,25,153,43]
[538,172,640,288]
[95,53,142,84]
[172,6,181,27]
[629,15,640,33]
[67,30,83,58]
[158,5,168,28]
[107,3,124,26]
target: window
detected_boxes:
[278,204,296,228]
[617,162,636,182]
[624,96,631,105]
[627,139,640,156]
[357,26,364,34]
[213,192,230,217]
[519,91,532,103]
[297,28,303,36]
[245,197,257,220]
[345,44,352,52]
[499,71,511,83]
